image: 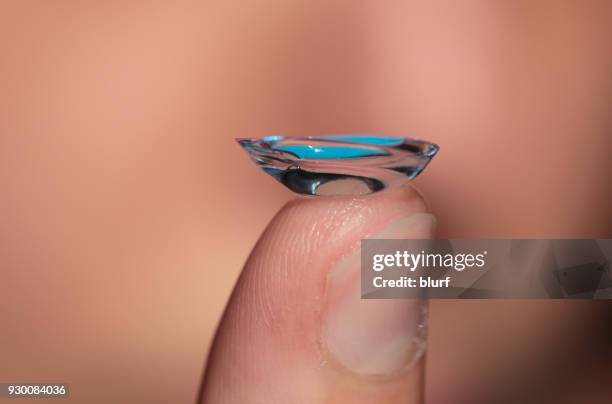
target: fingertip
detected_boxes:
[275,185,430,237]
[201,185,432,403]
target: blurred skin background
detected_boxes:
[1,1,611,403]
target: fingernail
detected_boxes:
[323,213,435,376]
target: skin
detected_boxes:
[199,186,431,403]
[1,1,610,403]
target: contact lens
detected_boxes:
[237,135,439,196]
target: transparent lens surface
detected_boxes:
[238,135,439,196]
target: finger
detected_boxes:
[200,185,436,404]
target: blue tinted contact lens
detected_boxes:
[237,135,439,196]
